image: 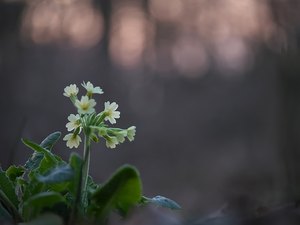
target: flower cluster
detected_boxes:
[63,81,136,149]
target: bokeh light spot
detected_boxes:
[22,0,103,49]
[109,3,148,69]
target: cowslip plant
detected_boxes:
[0,81,180,225]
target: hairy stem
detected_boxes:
[81,135,91,209]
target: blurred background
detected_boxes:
[1,0,300,221]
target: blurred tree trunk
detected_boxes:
[270,0,300,201]
[0,2,25,168]
[279,51,300,201]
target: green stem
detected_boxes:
[95,112,107,126]
[81,135,91,209]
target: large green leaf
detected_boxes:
[0,169,22,222]
[22,179,43,203]
[34,156,58,175]
[39,132,61,150]
[67,153,84,224]
[90,165,142,221]
[68,153,83,197]
[22,136,65,202]
[37,164,74,184]
[22,139,57,163]
[23,154,63,197]
[22,192,66,221]
[22,139,63,180]
[23,156,69,200]
[24,153,44,171]
[24,132,61,170]
[6,165,25,182]
[0,168,19,209]
[87,176,99,200]
[22,158,58,202]
[35,164,74,193]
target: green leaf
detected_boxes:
[67,153,83,223]
[34,157,57,175]
[23,159,69,199]
[22,179,43,203]
[37,164,74,184]
[22,139,57,162]
[22,138,65,201]
[142,196,181,210]
[67,153,83,198]
[0,168,19,209]
[87,176,99,199]
[6,165,25,182]
[90,165,142,221]
[35,163,74,193]
[22,192,66,221]
[22,139,62,174]
[40,132,61,150]
[24,153,44,171]
[0,171,22,223]
[26,154,63,194]
[24,132,61,170]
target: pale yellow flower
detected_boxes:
[127,126,136,142]
[63,133,82,148]
[116,130,127,143]
[105,136,118,149]
[104,101,120,124]
[66,114,81,131]
[75,96,96,114]
[82,81,103,95]
[63,84,79,97]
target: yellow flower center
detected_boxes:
[81,103,89,110]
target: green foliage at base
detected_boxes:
[0,132,180,224]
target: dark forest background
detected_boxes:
[1,0,300,221]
